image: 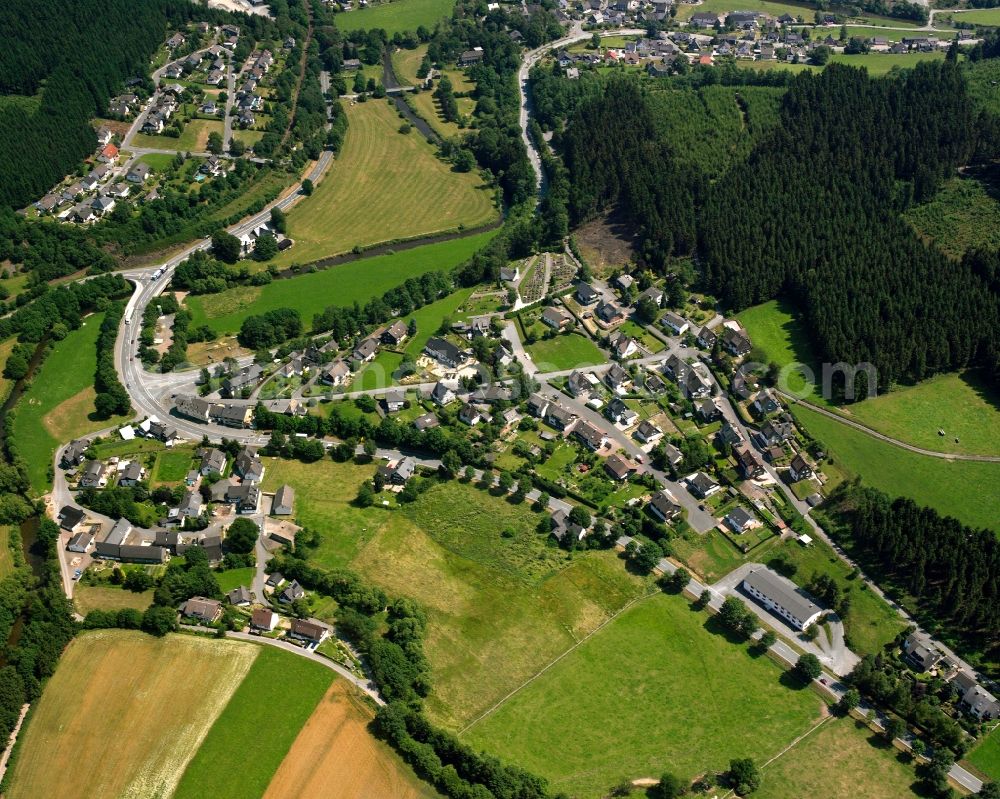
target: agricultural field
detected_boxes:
[261,458,650,728]
[263,681,442,799]
[173,645,333,799]
[269,99,495,267]
[464,593,824,798]
[754,717,921,799]
[524,332,606,371]
[673,0,818,21]
[336,0,456,35]
[965,726,1000,782]
[905,174,1000,258]
[11,313,130,494]
[791,403,1000,531]
[185,230,497,334]
[132,118,223,151]
[946,7,1000,26]
[5,631,257,799]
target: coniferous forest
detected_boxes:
[555,55,1000,396]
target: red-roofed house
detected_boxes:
[98,143,119,163]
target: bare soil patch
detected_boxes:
[263,681,440,799]
[573,208,638,275]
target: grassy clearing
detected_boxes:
[137,152,177,171]
[525,333,606,372]
[270,99,495,267]
[465,593,823,798]
[73,584,154,615]
[791,403,1000,531]
[216,566,256,593]
[132,118,223,151]
[7,631,257,799]
[905,174,1000,258]
[151,447,196,484]
[261,459,650,728]
[947,7,1000,25]
[966,59,1000,116]
[755,717,921,799]
[393,44,428,85]
[830,51,946,74]
[263,681,443,799]
[674,0,818,21]
[966,727,1000,782]
[186,230,496,334]
[841,371,1000,457]
[12,314,129,494]
[336,0,456,35]
[0,527,14,579]
[173,645,333,799]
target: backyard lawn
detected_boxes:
[270,99,496,267]
[151,447,196,485]
[173,645,333,799]
[216,567,256,593]
[525,333,605,372]
[791,404,1000,531]
[11,314,130,494]
[185,230,497,335]
[336,0,456,35]
[465,592,824,798]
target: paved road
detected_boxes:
[226,631,386,704]
[780,392,1000,461]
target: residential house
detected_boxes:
[413,412,440,431]
[118,461,144,487]
[222,365,263,399]
[751,388,782,417]
[127,163,151,184]
[381,320,409,347]
[566,370,593,397]
[289,618,331,646]
[430,381,457,406]
[573,421,608,452]
[721,328,753,357]
[604,453,637,482]
[735,447,765,479]
[756,420,794,448]
[79,460,106,488]
[789,453,813,482]
[544,403,576,431]
[606,397,638,426]
[227,586,253,606]
[62,439,90,468]
[661,311,689,336]
[696,326,717,350]
[280,579,306,603]
[690,11,720,28]
[903,634,942,672]
[459,48,484,66]
[694,398,720,422]
[595,301,625,326]
[541,306,572,330]
[634,419,663,444]
[471,385,513,404]
[177,395,213,423]
[210,403,253,428]
[613,274,635,292]
[604,362,630,394]
[272,484,295,516]
[648,489,682,523]
[234,448,264,483]
[458,403,482,427]
[424,337,464,369]
[265,572,285,589]
[576,283,600,305]
[97,143,119,163]
[608,331,639,360]
[499,265,519,283]
[962,684,1000,720]
[726,506,761,534]
[321,359,350,386]
[58,505,86,532]
[181,596,222,623]
[526,393,550,418]
[742,568,823,631]
[379,457,415,484]
[251,608,278,632]
[686,471,720,499]
[67,532,95,553]
[199,448,227,476]
[351,337,379,365]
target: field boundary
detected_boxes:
[783,393,1000,462]
[458,588,657,734]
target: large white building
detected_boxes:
[742,568,823,631]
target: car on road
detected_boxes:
[73,569,82,581]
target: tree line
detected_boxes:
[93,303,132,419]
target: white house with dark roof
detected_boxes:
[742,568,823,631]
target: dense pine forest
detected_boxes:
[552,56,1000,395]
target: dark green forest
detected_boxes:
[551,56,1000,395]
